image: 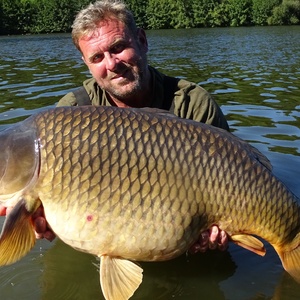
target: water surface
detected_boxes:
[0,26,299,299]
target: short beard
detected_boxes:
[109,73,143,101]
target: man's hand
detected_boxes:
[0,204,7,216]
[189,225,228,254]
[0,203,56,242]
[32,206,56,241]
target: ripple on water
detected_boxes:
[0,241,49,300]
[0,28,299,300]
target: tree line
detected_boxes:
[0,0,299,35]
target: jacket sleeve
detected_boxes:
[56,92,78,107]
[173,80,229,131]
[57,78,104,107]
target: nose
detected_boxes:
[104,52,118,71]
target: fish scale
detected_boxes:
[33,106,297,252]
[0,106,300,300]
[35,107,209,256]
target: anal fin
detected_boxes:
[0,199,36,266]
[99,255,143,300]
[231,234,266,256]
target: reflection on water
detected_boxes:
[41,241,101,300]
[3,238,300,300]
[40,240,236,300]
[0,26,299,299]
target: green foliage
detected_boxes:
[192,0,221,27]
[0,0,299,35]
[268,0,300,24]
[145,0,193,29]
[210,2,231,27]
[169,0,193,29]
[252,0,281,25]
[225,0,253,26]
[146,0,172,29]
[31,0,78,33]
[1,0,24,34]
[126,0,148,28]
[0,0,87,34]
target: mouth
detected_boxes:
[111,69,129,80]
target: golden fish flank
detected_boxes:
[0,106,300,300]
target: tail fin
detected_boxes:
[275,233,300,283]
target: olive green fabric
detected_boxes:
[57,66,229,131]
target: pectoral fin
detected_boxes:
[99,255,143,300]
[231,234,266,256]
[0,199,36,266]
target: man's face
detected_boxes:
[79,19,148,102]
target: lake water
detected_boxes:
[0,26,299,300]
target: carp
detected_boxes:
[0,106,300,300]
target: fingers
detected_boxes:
[0,205,7,216]
[218,230,228,251]
[189,225,228,254]
[32,206,56,242]
[34,216,47,235]
[44,230,56,242]
[33,215,56,241]
[33,207,47,238]
[208,226,228,251]
[208,226,219,249]
[0,205,14,216]
[1,203,55,242]
[189,231,209,254]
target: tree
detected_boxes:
[269,0,300,24]
[125,0,149,28]
[32,0,78,33]
[226,0,253,26]
[192,0,221,27]
[1,0,300,35]
[18,0,38,33]
[169,0,193,28]
[209,2,230,27]
[0,0,4,34]
[146,0,172,29]
[252,0,280,25]
[1,0,22,34]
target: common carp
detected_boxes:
[0,106,300,300]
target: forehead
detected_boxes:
[79,18,132,49]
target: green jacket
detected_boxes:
[57,66,229,131]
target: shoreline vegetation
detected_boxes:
[0,0,299,35]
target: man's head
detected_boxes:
[72,0,137,52]
[71,0,150,106]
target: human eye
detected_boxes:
[110,42,126,54]
[90,53,104,64]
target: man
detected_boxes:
[58,1,229,129]
[0,0,229,252]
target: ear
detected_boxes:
[81,56,92,75]
[137,28,148,53]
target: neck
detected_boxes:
[110,92,151,108]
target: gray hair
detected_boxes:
[72,0,137,51]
